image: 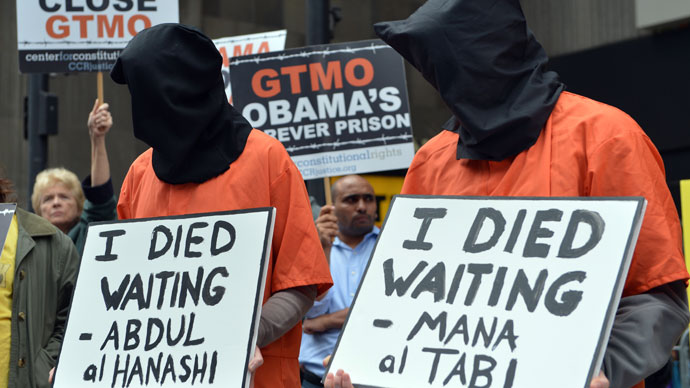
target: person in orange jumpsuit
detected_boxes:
[111,23,332,388]
[370,0,689,387]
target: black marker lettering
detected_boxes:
[148,225,172,260]
[192,351,208,384]
[407,311,446,341]
[100,321,119,350]
[161,354,176,384]
[469,355,497,388]
[111,354,130,388]
[211,221,236,255]
[422,347,459,384]
[95,229,126,261]
[403,208,447,251]
[464,208,505,254]
[145,318,164,351]
[446,264,465,305]
[167,315,186,346]
[558,210,605,258]
[411,262,445,302]
[504,210,526,253]
[184,312,205,346]
[383,258,428,297]
[488,267,508,306]
[504,359,518,388]
[124,319,142,350]
[443,352,467,386]
[544,271,587,316]
[179,268,203,308]
[146,353,163,384]
[492,319,518,352]
[506,269,548,312]
[101,275,130,310]
[202,267,229,306]
[523,209,562,258]
[127,357,144,387]
[464,264,493,306]
[184,222,207,258]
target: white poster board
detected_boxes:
[212,30,287,105]
[327,196,646,388]
[54,208,275,388]
[16,0,179,73]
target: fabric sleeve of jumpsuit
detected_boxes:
[257,286,317,348]
[603,282,688,388]
[587,126,689,387]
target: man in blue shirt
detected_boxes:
[299,175,379,388]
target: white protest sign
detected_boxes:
[54,208,275,388]
[327,196,646,388]
[212,30,287,105]
[16,0,179,73]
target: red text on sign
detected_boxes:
[251,58,375,98]
[46,14,151,39]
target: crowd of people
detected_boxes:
[1,1,688,387]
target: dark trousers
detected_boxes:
[300,367,324,388]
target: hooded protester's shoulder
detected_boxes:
[550,91,647,148]
[242,129,300,174]
[409,130,459,169]
[127,148,154,174]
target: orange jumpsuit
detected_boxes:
[402,91,688,388]
[118,129,333,388]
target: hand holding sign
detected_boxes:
[316,205,338,248]
[87,99,112,138]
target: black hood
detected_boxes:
[111,23,252,184]
[374,0,564,161]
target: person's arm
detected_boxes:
[87,99,112,187]
[602,280,689,387]
[303,308,349,335]
[257,285,317,348]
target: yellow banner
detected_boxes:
[681,180,690,267]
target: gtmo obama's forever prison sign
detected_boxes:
[229,40,415,180]
[54,208,275,388]
[327,196,645,388]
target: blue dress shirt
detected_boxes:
[298,226,380,377]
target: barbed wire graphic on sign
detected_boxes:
[230,42,388,66]
[284,133,413,153]
[214,31,286,44]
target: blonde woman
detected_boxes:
[31,100,116,255]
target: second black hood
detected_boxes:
[374,0,564,161]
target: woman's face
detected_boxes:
[39,183,79,233]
